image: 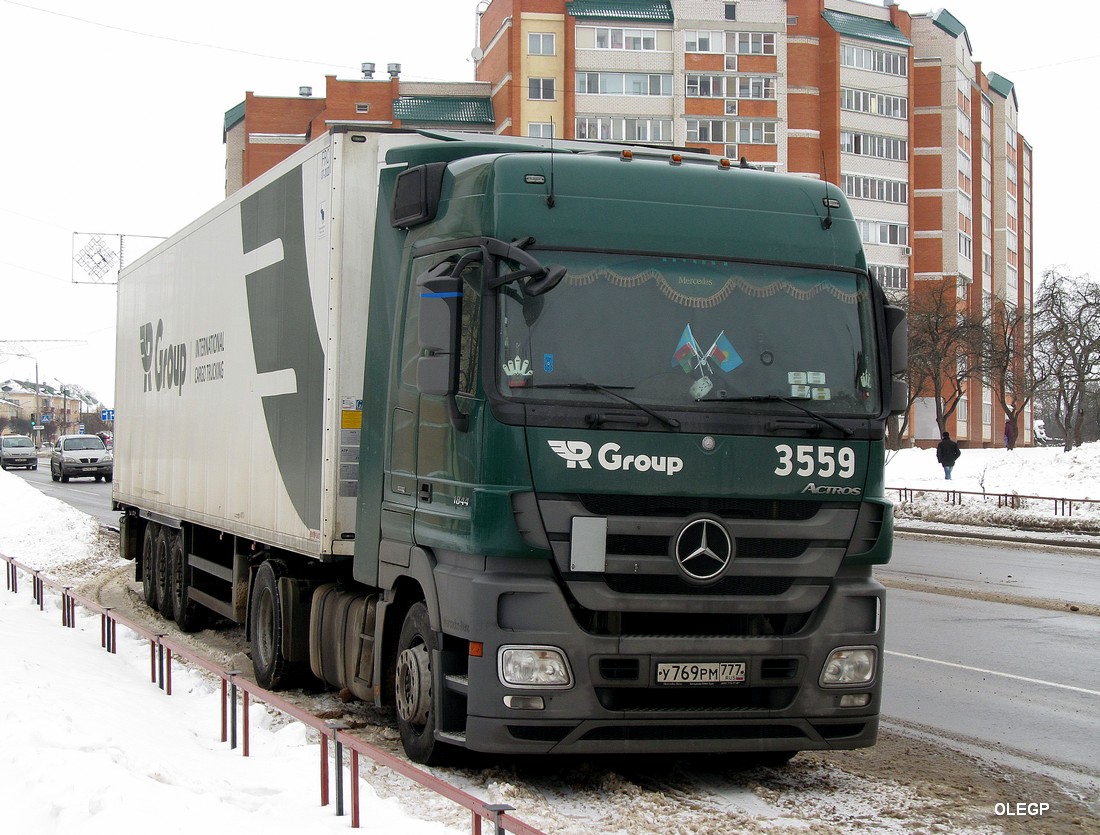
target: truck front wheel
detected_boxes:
[395,602,444,764]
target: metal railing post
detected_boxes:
[485,804,516,835]
[228,672,240,749]
[325,721,349,816]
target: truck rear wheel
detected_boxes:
[155,528,175,619]
[395,602,446,764]
[250,559,294,689]
[141,523,160,610]
[168,530,206,633]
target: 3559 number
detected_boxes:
[774,444,856,479]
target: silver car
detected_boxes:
[50,434,114,483]
[0,435,38,470]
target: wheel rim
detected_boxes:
[395,643,431,727]
[255,589,275,668]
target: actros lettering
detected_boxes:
[802,483,863,496]
[548,440,684,475]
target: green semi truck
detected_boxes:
[114,127,907,764]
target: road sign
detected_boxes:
[79,424,85,433]
[101,409,115,421]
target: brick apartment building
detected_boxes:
[223,64,496,195]
[474,0,1034,447]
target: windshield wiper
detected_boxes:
[528,383,681,431]
[707,394,854,437]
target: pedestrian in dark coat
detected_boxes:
[936,431,961,480]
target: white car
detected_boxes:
[50,434,114,483]
[0,435,38,470]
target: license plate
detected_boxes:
[656,661,746,685]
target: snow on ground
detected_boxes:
[1,443,1096,834]
[0,474,463,835]
[885,441,1100,531]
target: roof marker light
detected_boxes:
[670,153,683,166]
[620,149,634,161]
[719,158,732,169]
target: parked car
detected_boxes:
[0,435,38,470]
[50,434,113,483]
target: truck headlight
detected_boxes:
[820,647,877,687]
[498,646,573,688]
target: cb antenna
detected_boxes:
[820,147,834,230]
[546,118,556,208]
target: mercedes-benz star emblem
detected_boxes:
[674,518,733,583]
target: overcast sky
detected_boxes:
[0,0,1096,407]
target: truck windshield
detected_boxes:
[496,251,879,415]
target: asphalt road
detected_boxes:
[884,533,1100,608]
[883,587,1100,801]
[5,459,120,528]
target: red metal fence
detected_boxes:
[2,554,547,835]
[889,487,1100,518]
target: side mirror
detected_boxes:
[889,377,909,416]
[884,304,907,376]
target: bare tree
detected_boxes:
[1033,269,1100,450]
[907,278,985,436]
[982,300,1044,449]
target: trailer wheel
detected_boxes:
[250,559,294,689]
[155,528,176,619]
[395,602,445,764]
[168,530,206,633]
[141,523,160,610]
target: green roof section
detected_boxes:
[930,9,972,53]
[224,101,245,133]
[987,73,1017,107]
[822,9,911,48]
[393,96,494,125]
[566,0,673,23]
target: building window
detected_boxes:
[736,120,777,144]
[959,233,972,261]
[858,220,908,246]
[685,30,723,53]
[840,43,907,77]
[730,32,776,55]
[725,3,737,20]
[528,122,554,139]
[590,26,658,50]
[576,116,672,142]
[687,119,728,143]
[575,72,672,96]
[529,77,555,100]
[870,264,909,291]
[528,33,555,55]
[686,75,725,98]
[841,174,908,204]
[736,76,776,99]
[355,103,370,114]
[840,87,907,119]
[841,131,907,161]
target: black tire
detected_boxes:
[754,751,797,768]
[155,527,175,619]
[60,466,69,483]
[105,473,113,483]
[141,523,160,610]
[30,464,37,470]
[168,530,206,633]
[250,559,295,689]
[394,602,446,764]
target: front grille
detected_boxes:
[596,686,797,712]
[606,535,814,560]
[579,494,828,520]
[604,575,793,596]
[580,724,807,742]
